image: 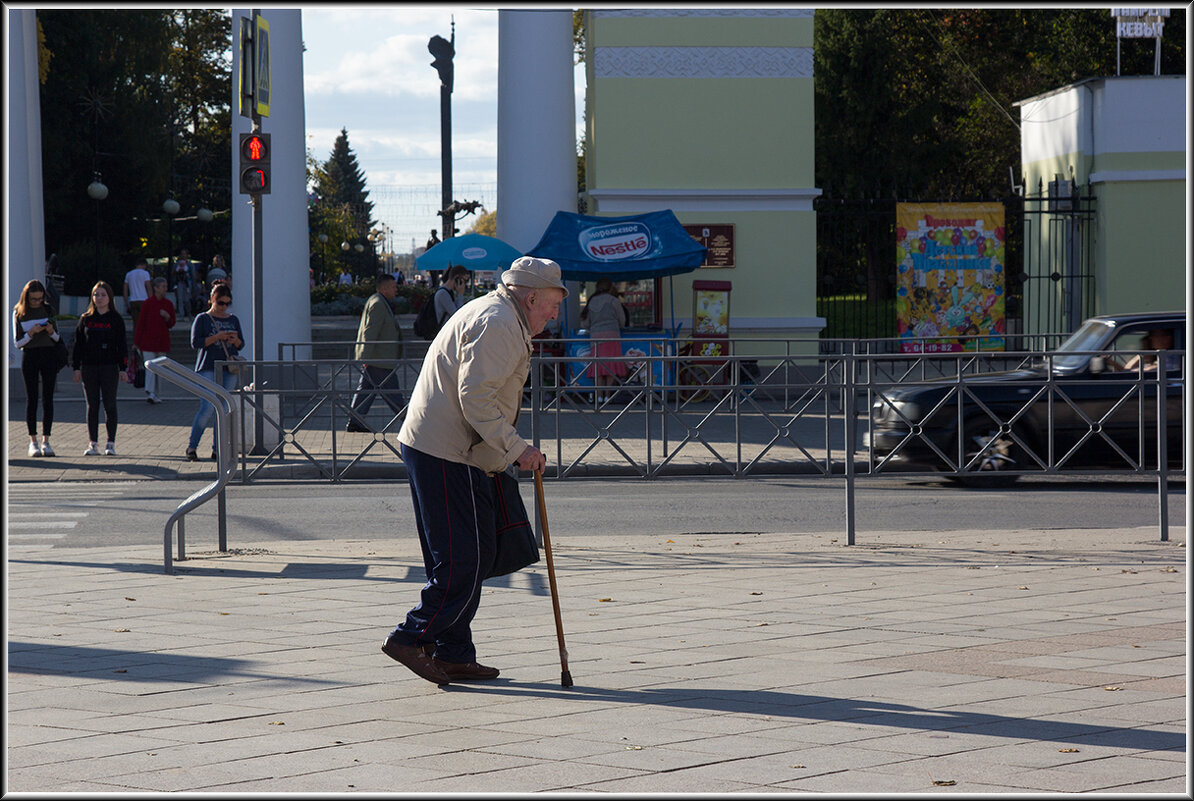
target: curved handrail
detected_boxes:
[144,357,238,573]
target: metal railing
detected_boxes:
[144,357,238,574]
[228,338,1182,543]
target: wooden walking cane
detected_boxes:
[534,468,573,687]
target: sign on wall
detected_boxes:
[684,224,735,268]
[895,203,1006,353]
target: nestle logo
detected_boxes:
[579,222,651,261]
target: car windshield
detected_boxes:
[1051,319,1116,370]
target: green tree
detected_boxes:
[467,209,497,237]
[164,11,232,267]
[37,9,232,295]
[815,8,1186,200]
[309,128,377,280]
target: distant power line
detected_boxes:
[369,182,497,253]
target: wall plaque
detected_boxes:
[684,224,735,268]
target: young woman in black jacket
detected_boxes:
[13,279,63,457]
[71,280,129,455]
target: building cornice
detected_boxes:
[587,187,822,213]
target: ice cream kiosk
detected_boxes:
[527,210,708,395]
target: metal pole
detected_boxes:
[1064,212,1081,332]
[1156,367,1169,542]
[844,350,856,546]
[440,83,453,241]
[250,7,265,456]
[218,489,228,551]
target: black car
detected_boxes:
[867,312,1185,485]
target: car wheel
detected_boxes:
[950,419,1024,488]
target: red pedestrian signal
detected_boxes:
[238,132,271,195]
[243,135,266,161]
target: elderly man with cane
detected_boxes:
[382,257,568,685]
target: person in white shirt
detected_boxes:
[123,259,153,336]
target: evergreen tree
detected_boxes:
[317,128,375,231]
[310,128,377,279]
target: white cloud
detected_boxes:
[299,6,577,251]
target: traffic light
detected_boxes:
[238,132,271,195]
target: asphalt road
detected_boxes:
[7,475,1184,553]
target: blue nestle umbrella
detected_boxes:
[527,210,709,337]
[526,210,707,282]
[415,233,524,274]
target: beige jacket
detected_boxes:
[397,285,531,474]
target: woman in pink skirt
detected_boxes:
[580,277,627,401]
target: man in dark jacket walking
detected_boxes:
[346,273,405,433]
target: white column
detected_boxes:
[7,9,47,366]
[231,8,311,361]
[496,10,576,254]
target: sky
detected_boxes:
[300,6,585,254]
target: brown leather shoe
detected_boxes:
[381,640,451,685]
[434,659,500,680]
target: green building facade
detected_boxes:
[582,9,823,337]
[1015,75,1186,332]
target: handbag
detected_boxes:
[53,337,70,371]
[486,467,540,579]
[220,340,246,374]
[131,348,146,388]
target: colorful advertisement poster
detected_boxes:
[896,202,1006,353]
[694,288,730,335]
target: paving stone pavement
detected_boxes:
[5,523,1187,794]
[6,362,1188,793]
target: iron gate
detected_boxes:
[815,187,1096,347]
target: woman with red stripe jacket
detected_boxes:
[71,281,129,456]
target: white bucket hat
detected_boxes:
[501,256,569,297]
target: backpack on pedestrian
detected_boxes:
[413,286,449,340]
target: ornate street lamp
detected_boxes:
[86,175,109,200]
[197,207,214,274]
[88,172,108,281]
[163,197,180,280]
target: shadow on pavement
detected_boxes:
[7,641,339,686]
[6,556,549,594]
[8,455,179,479]
[447,681,1186,752]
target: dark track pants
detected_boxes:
[388,443,497,664]
[22,346,59,437]
[348,364,405,421]
[81,363,119,444]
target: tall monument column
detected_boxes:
[231,9,311,361]
[7,9,47,366]
[496,10,576,256]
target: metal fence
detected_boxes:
[225,337,1183,544]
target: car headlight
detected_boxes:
[873,399,921,424]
